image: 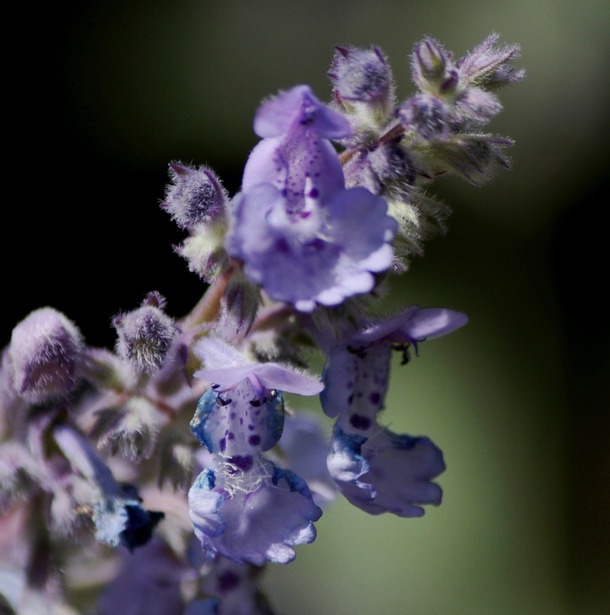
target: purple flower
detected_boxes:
[320,306,466,516]
[327,424,445,517]
[321,306,468,421]
[188,455,322,565]
[226,85,397,312]
[191,337,323,456]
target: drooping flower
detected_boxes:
[327,423,445,517]
[188,455,322,565]
[320,306,467,516]
[226,85,397,312]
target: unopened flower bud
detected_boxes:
[411,37,450,88]
[6,307,84,404]
[399,94,449,141]
[161,162,228,230]
[113,292,178,374]
[328,45,394,119]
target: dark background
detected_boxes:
[3,1,608,613]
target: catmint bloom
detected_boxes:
[5,307,84,404]
[327,423,445,516]
[321,306,467,516]
[188,455,322,565]
[113,292,178,374]
[226,85,398,312]
[188,337,324,564]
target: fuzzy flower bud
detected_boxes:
[411,37,450,89]
[6,307,84,404]
[113,292,178,374]
[329,45,394,106]
[161,162,229,230]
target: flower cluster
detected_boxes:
[0,33,522,614]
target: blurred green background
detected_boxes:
[4,1,608,613]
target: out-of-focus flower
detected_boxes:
[4,307,84,404]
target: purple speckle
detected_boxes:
[308,187,319,198]
[227,431,235,440]
[247,424,255,431]
[217,570,240,593]
[219,437,226,452]
[368,391,381,406]
[349,414,371,430]
[348,393,354,405]
[227,455,253,471]
[248,434,261,447]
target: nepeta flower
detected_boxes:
[321,306,467,516]
[188,455,322,565]
[5,307,84,404]
[328,424,445,516]
[226,85,397,312]
[188,337,324,564]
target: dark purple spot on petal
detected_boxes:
[217,570,240,593]
[350,414,371,430]
[248,434,261,446]
[248,424,255,431]
[308,187,319,198]
[369,391,381,406]
[227,455,253,471]
[276,238,291,254]
[348,393,354,405]
[227,432,235,440]
[219,437,226,452]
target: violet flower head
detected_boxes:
[226,85,397,312]
[5,307,84,404]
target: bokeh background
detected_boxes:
[3,0,608,613]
